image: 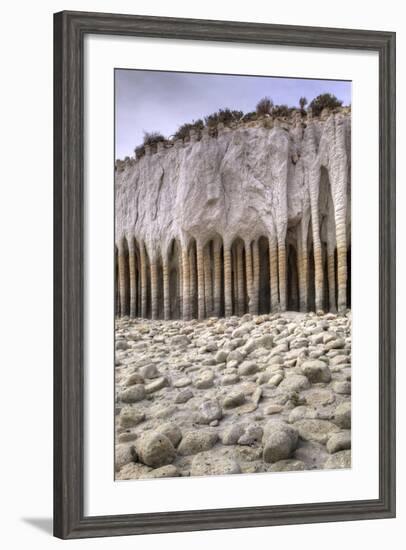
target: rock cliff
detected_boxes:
[115,109,351,319]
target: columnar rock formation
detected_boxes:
[115,109,351,320]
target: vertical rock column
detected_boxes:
[223,245,233,317]
[115,249,120,317]
[306,121,324,313]
[333,121,348,313]
[278,239,287,311]
[213,238,222,317]
[335,221,347,312]
[162,252,170,320]
[196,242,205,319]
[182,247,190,321]
[269,234,279,311]
[236,241,245,315]
[297,219,309,312]
[203,245,213,317]
[178,253,183,320]
[140,242,148,318]
[327,245,337,313]
[128,238,137,318]
[150,254,158,320]
[309,169,324,313]
[189,245,197,319]
[251,240,260,315]
[245,240,254,315]
[232,248,238,314]
[117,240,129,316]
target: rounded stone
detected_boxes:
[140,364,160,379]
[324,450,351,469]
[144,464,179,478]
[326,430,351,454]
[157,422,182,447]
[325,338,345,351]
[263,430,297,463]
[115,443,137,471]
[173,377,192,388]
[137,432,176,468]
[223,391,246,409]
[145,376,170,394]
[304,388,335,407]
[333,381,351,395]
[177,430,219,456]
[175,388,193,404]
[126,372,144,386]
[221,373,240,386]
[333,401,351,428]
[278,374,310,392]
[215,350,228,363]
[119,407,145,428]
[294,419,339,444]
[264,404,284,415]
[119,385,146,403]
[196,399,223,424]
[238,425,263,445]
[302,360,332,383]
[238,361,259,376]
[194,370,215,389]
[221,424,245,445]
[268,373,284,387]
[190,453,241,476]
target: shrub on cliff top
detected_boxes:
[309,93,343,116]
[134,144,145,158]
[204,108,244,127]
[143,131,166,147]
[241,111,258,122]
[299,96,308,115]
[173,119,204,141]
[256,97,274,116]
[272,104,293,118]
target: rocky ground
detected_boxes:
[115,311,351,480]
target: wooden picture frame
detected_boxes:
[54,10,396,539]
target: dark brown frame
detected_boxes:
[54,10,396,539]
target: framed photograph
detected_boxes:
[54,10,396,539]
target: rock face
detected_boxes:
[115,110,351,320]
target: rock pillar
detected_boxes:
[150,257,158,320]
[203,245,213,317]
[269,234,279,311]
[213,238,222,317]
[335,216,347,313]
[297,221,309,313]
[245,240,254,315]
[196,242,205,319]
[163,254,170,320]
[140,243,148,318]
[278,240,287,311]
[182,247,191,321]
[236,241,245,315]
[118,241,129,317]
[189,245,197,319]
[224,245,233,317]
[128,239,137,318]
[252,240,260,315]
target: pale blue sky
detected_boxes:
[115,69,351,159]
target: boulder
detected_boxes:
[136,432,176,468]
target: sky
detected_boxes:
[115,69,351,159]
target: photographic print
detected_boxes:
[114,69,352,481]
